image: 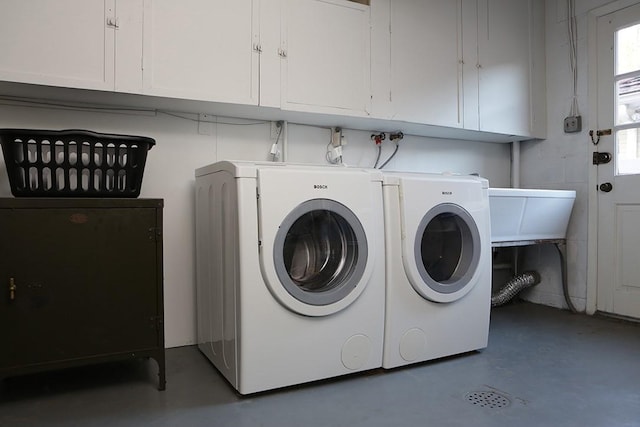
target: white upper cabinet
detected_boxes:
[279,0,371,116]
[378,0,545,138]
[0,0,371,116]
[141,0,259,105]
[140,0,371,115]
[389,0,463,128]
[471,0,546,137]
[0,0,119,91]
[0,0,544,141]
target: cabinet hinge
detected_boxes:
[148,227,162,240]
[106,17,119,29]
[150,315,163,330]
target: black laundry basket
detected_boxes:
[0,129,155,197]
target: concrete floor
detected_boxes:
[1,301,640,427]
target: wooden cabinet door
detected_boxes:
[142,0,259,105]
[0,0,117,91]
[281,0,371,116]
[476,0,533,136]
[0,207,159,370]
[389,0,464,128]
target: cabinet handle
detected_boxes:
[9,277,16,301]
[106,17,119,29]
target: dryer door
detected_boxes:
[271,199,369,315]
[412,203,481,303]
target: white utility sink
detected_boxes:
[488,188,576,244]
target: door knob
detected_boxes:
[599,182,613,192]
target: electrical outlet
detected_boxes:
[564,115,582,133]
[270,121,283,140]
[331,127,342,147]
[198,113,214,135]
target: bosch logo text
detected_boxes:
[314,184,328,189]
[442,191,453,195]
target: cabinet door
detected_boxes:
[390,0,463,128]
[476,0,532,136]
[142,0,259,105]
[115,0,145,94]
[0,208,160,369]
[0,0,116,91]
[281,0,371,116]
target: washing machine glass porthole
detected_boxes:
[414,203,481,295]
[274,199,368,307]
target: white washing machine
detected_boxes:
[195,161,385,394]
[382,172,491,369]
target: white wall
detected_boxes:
[0,102,510,347]
[519,0,610,310]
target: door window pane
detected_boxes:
[273,198,368,307]
[616,128,640,175]
[616,23,640,74]
[420,213,464,282]
[616,76,640,125]
[283,209,357,292]
[615,22,640,175]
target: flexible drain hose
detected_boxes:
[554,243,580,313]
[491,271,541,307]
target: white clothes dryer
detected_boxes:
[382,172,491,369]
[195,161,385,394]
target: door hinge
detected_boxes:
[592,152,612,165]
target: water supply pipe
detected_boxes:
[511,140,520,188]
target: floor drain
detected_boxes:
[465,391,512,409]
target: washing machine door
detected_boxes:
[271,198,369,315]
[411,203,481,303]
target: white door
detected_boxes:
[596,2,640,318]
[407,203,482,303]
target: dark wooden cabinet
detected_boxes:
[0,198,165,390]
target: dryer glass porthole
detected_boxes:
[414,203,480,295]
[274,199,368,306]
